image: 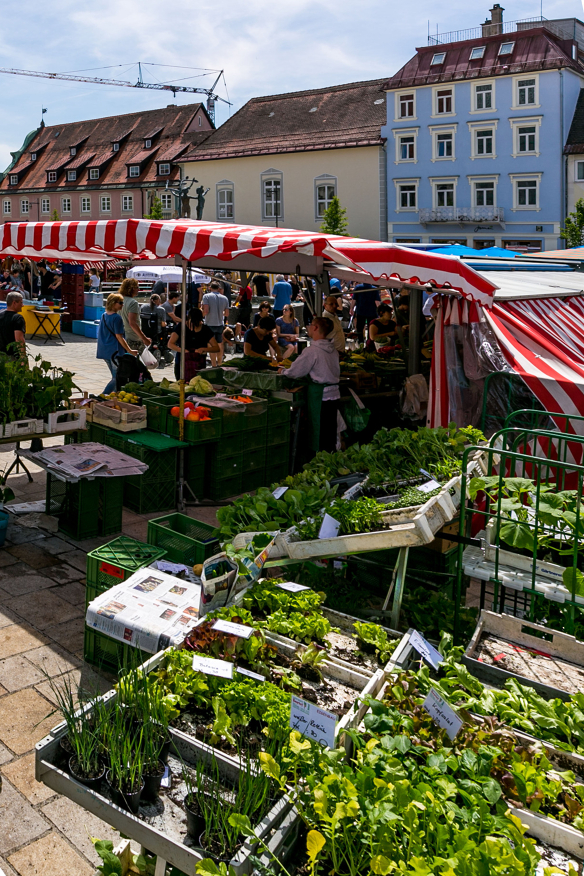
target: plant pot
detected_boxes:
[199,832,237,865]
[69,756,105,790]
[0,509,9,548]
[106,769,144,815]
[184,796,205,839]
[142,760,165,802]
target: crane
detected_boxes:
[0,65,231,123]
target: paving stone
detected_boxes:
[0,625,48,661]
[4,544,61,571]
[0,690,57,755]
[43,564,86,585]
[60,550,88,573]
[0,567,60,597]
[0,553,19,569]
[0,684,6,696]
[41,796,122,866]
[49,581,86,606]
[0,608,19,630]
[0,656,44,693]
[25,645,80,678]
[0,742,13,765]
[0,779,48,856]
[45,616,85,655]
[3,526,46,546]
[1,754,56,805]
[5,591,83,630]
[0,854,18,876]
[8,832,92,876]
[37,536,75,556]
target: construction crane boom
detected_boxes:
[0,65,231,122]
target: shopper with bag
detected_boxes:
[119,278,151,356]
[96,293,139,394]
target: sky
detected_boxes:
[0,0,582,170]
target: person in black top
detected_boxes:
[366,303,398,352]
[252,274,270,297]
[39,263,56,298]
[0,291,26,357]
[243,316,283,361]
[286,274,301,301]
[168,307,220,381]
[252,301,272,326]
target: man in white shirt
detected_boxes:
[201,280,230,365]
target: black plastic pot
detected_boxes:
[198,832,235,864]
[184,796,205,839]
[106,769,144,815]
[69,756,105,790]
[142,760,165,802]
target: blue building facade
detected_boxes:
[382,14,584,251]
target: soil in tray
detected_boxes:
[473,633,584,695]
[535,841,581,876]
[324,629,379,673]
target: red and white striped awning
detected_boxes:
[0,219,498,304]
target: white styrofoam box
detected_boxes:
[44,408,87,434]
[84,292,103,307]
[3,418,39,438]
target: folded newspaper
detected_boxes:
[25,442,148,479]
[86,567,201,654]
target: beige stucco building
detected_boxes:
[178,80,388,241]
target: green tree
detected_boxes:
[561,198,584,248]
[144,196,164,220]
[320,196,348,236]
[51,209,59,221]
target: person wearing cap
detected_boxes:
[323,296,346,354]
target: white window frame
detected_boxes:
[499,41,515,56]
[80,196,91,214]
[429,176,459,210]
[430,124,457,161]
[144,139,152,149]
[575,160,584,182]
[31,153,37,161]
[160,192,173,211]
[471,79,496,113]
[9,174,18,185]
[113,142,120,152]
[122,194,133,213]
[47,171,57,183]
[512,74,539,109]
[158,163,171,175]
[509,116,542,157]
[261,169,283,221]
[314,174,337,220]
[67,170,77,181]
[393,127,419,164]
[20,199,29,214]
[430,52,446,65]
[100,195,111,213]
[432,85,455,118]
[70,147,77,157]
[61,197,71,214]
[89,168,99,180]
[128,166,140,178]
[468,119,498,158]
[394,90,416,121]
[467,174,499,208]
[216,180,235,221]
[510,173,542,211]
[41,198,50,214]
[394,178,420,212]
[3,199,11,215]
[470,46,486,60]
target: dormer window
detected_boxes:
[470,46,485,60]
[67,170,77,181]
[129,165,140,178]
[89,168,99,180]
[70,147,77,157]
[499,41,515,55]
[431,52,446,65]
[47,171,57,183]
[31,153,37,161]
[158,163,171,176]
[144,139,152,148]
[113,142,120,152]
[9,174,18,185]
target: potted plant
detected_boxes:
[106,707,144,814]
[0,470,14,548]
[182,759,206,840]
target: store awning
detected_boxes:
[0,219,498,305]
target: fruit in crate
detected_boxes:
[103,391,140,404]
[170,405,211,422]
[187,375,214,395]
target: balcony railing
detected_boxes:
[428,16,545,45]
[419,206,505,225]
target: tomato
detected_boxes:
[186,412,200,422]
[170,406,180,417]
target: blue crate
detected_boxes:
[83,321,100,339]
[84,305,105,321]
[84,292,103,308]
[72,320,86,335]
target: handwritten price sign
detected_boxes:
[290,696,337,749]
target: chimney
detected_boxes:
[482,3,504,37]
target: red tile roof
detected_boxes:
[384,26,582,90]
[180,79,387,163]
[125,146,160,165]
[1,103,213,193]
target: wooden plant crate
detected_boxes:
[90,400,147,433]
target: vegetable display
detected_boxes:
[0,352,77,427]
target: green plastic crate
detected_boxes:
[266,428,291,448]
[123,478,176,514]
[241,446,266,475]
[198,367,224,383]
[97,477,124,536]
[46,474,100,540]
[84,626,148,674]
[228,396,268,432]
[264,460,290,486]
[89,422,109,444]
[245,469,268,493]
[209,450,243,477]
[242,427,266,453]
[144,397,177,433]
[206,473,243,501]
[214,432,243,459]
[267,397,291,429]
[147,513,220,565]
[86,536,166,606]
[165,408,222,445]
[106,429,183,482]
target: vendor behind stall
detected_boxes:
[366,303,398,352]
[283,316,340,452]
[168,307,220,382]
[243,316,283,361]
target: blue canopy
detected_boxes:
[430,244,478,256]
[478,246,521,258]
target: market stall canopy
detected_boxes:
[428,244,479,257]
[526,247,584,261]
[479,246,521,258]
[480,271,584,300]
[126,266,211,284]
[0,244,122,270]
[0,219,498,306]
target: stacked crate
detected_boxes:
[46,473,124,539]
[264,397,292,486]
[60,264,85,323]
[105,430,183,514]
[207,396,268,500]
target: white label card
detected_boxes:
[273,486,288,499]
[423,688,463,740]
[409,629,444,671]
[290,695,337,749]
[236,666,266,682]
[192,655,234,679]
[418,479,441,493]
[276,581,309,593]
[216,393,226,398]
[242,389,253,396]
[212,619,255,639]
[319,514,340,540]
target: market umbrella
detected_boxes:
[430,244,480,257]
[478,246,521,258]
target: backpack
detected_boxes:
[113,352,152,390]
[141,307,160,342]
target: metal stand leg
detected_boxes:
[382,546,410,630]
[4,443,34,483]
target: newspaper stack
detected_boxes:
[86,567,202,654]
[26,442,148,480]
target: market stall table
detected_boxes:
[29,308,68,344]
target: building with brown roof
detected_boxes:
[384,6,584,251]
[0,103,213,224]
[178,79,388,241]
